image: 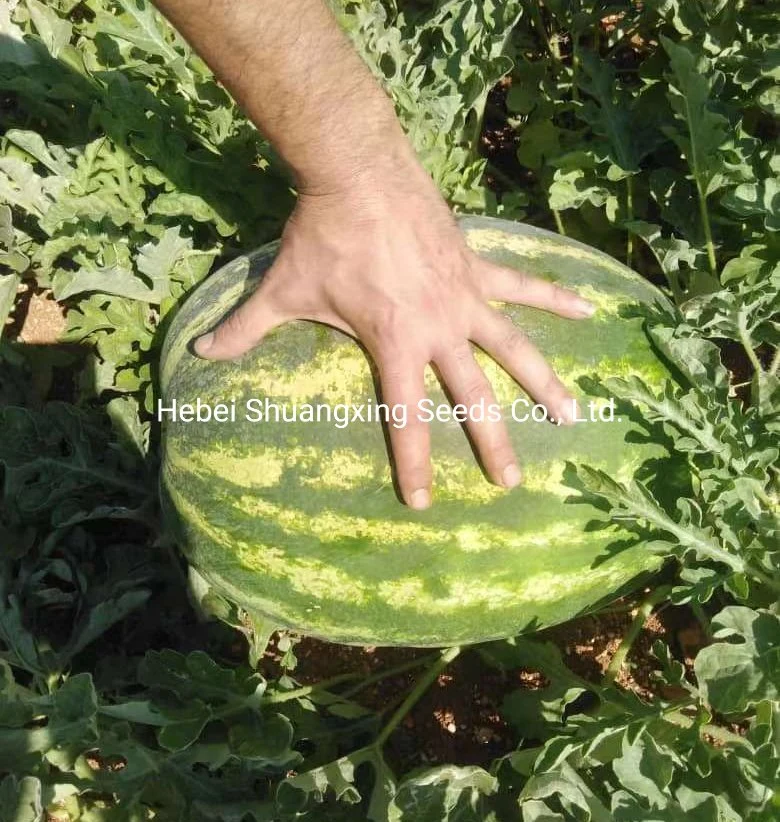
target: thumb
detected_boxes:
[193,274,289,361]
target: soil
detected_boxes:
[259,589,704,773]
[6,283,66,345]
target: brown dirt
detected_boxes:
[260,638,518,771]
[6,284,66,344]
[480,77,529,198]
[260,592,703,772]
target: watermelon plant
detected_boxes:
[0,0,778,820]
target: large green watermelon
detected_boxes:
[160,216,671,647]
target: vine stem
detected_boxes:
[625,175,635,267]
[769,347,780,377]
[529,0,559,63]
[264,672,363,704]
[664,707,748,747]
[339,653,437,700]
[266,652,441,707]
[603,586,671,685]
[552,208,567,235]
[695,178,718,278]
[605,20,643,58]
[737,309,763,375]
[746,563,780,595]
[690,601,714,643]
[486,162,522,191]
[374,646,461,748]
[571,30,580,103]
[469,8,524,155]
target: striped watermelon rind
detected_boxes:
[160,216,672,647]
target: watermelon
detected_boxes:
[160,216,671,647]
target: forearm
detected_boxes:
[154,0,419,195]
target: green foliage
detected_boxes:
[573,305,779,608]
[503,0,778,303]
[0,1,778,820]
[487,636,779,821]
[1,0,290,417]
[337,0,523,209]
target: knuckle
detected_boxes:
[499,326,528,357]
[378,344,419,375]
[511,270,530,293]
[463,377,489,405]
[221,307,250,339]
[551,284,572,309]
[368,303,410,349]
[451,342,473,367]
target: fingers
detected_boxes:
[479,260,595,320]
[193,256,358,359]
[435,344,521,488]
[376,353,432,510]
[470,304,577,425]
[194,278,290,360]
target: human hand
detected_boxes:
[194,167,594,510]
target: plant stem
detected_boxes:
[737,309,763,375]
[746,563,780,595]
[604,586,671,685]
[552,208,567,235]
[664,707,748,747]
[593,600,635,616]
[571,32,580,103]
[377,681,418,718]
[374,646,460,748]
[339,653,437,700]
[625,175,635,267]
[605,20,643,59]
[696,179,718,278]
[264,672,363,704]
[486,162,522,192]
[769,347,780,377]
[700,723,748,746]
[242,609,280,665]
[266,653,442,707]
[528,0,559,63]
[468,8,524,156]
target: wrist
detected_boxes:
[294,97,429,203]
[297,142,447,221]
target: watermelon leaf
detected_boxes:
[694,607,780,714]
[139,649,267,707]
[388,765,497,821]
[0,775,43,822]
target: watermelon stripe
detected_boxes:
[165,479,649,640]
[465,224,642,283]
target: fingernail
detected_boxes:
[574,299,595,318]
[409,489,431,510]
[555,398,577,425]
[194,332,214,355]
[502,464,522,488]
